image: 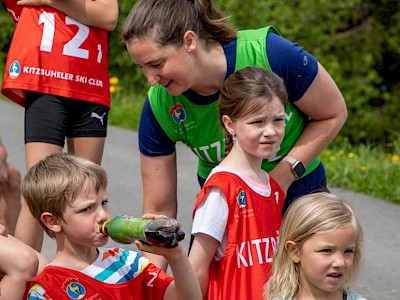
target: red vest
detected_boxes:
[2,3,110,108]
[193,172,285,300]
[23,263,173,299]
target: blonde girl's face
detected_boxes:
[229,96,285,160]
[295,223,356,299]
[60,184,111,249]
[126,36,194,96]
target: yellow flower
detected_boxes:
[360,165,367,171]
[329,156,337,161]
[337,150,344,156]
[348,152,357,158]
[109,77,119,85]
[110,85,116,94]
[392,155,399,163]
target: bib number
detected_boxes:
[38,12,101,61]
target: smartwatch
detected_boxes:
[281,155,306,178]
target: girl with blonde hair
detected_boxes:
[266,192,366,300]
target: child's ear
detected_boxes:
[285,241,300,263]
[221,115,235,136]
[41,212,62,234]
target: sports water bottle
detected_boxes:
[101,215,185,248]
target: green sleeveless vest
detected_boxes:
[148,26,321,179]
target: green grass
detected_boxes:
[108,92,144,130]
[322,138,400,205]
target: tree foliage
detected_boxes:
[218,0,400,148]
[1,1,399,149]
[0,4,15,75]
[107,1,148,93]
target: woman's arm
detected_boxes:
[140,152,178,270]
[269,62,347,192]
[17,0,119,31]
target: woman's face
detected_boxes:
[126,37,194,96]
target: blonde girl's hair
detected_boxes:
[266,192,364,300]
[21,152,108,238]
[219,66,288,155]
[265,192,363,300]
[122,0,236,46]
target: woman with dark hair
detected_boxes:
[122,0,347,269]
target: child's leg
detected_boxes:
[14,142,61,252]
[65,100,108,165]
[0,163,21,235]
[67,137,105,165]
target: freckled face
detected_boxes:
[126,37,193,96]
[60,185,111,249]
[296,224,356,298]
[231,96,285,160]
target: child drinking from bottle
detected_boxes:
[189,67,287,299]
[21,152,201,300]
[265,192,366,300]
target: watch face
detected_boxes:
[293,161,306,177]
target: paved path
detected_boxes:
[1,100,399,299]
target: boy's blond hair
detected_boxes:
[22,152,107,238]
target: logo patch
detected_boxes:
[9,60,21,79]
[237,190,247,208]
[66,282,86,299]
[169,103,186,124]
[90,111,106,125]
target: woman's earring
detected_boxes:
[232,133,236,141]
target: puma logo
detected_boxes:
[91,112,106,125]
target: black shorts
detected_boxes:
[25,92,109,147]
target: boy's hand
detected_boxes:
[135,239,186,260]
[140,214,185,248]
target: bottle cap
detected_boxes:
[101,221,110,235]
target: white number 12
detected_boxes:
[38,11,97,61]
